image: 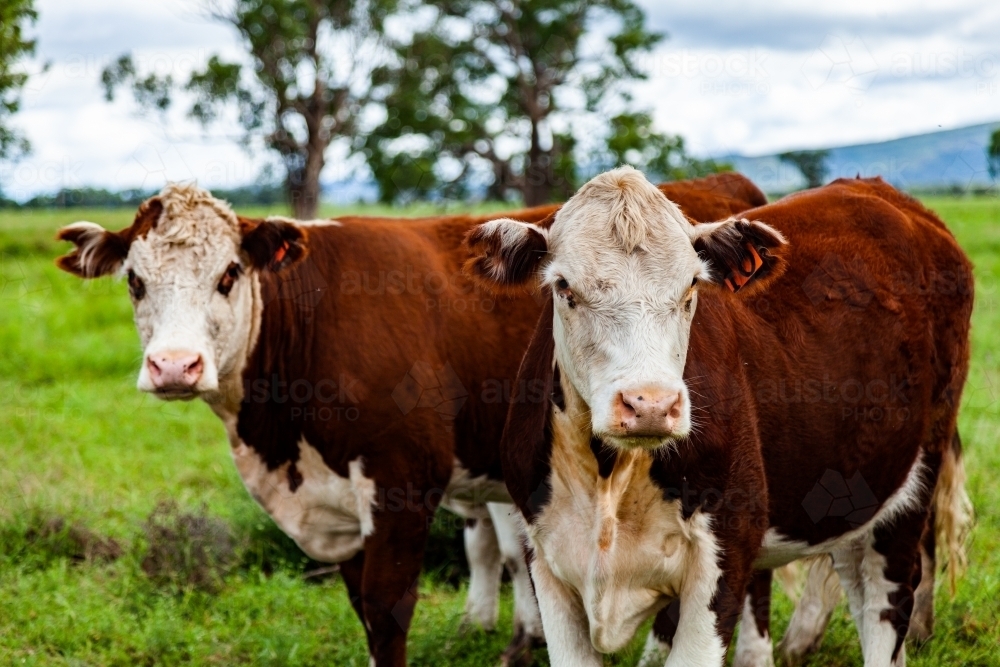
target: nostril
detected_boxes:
[147,357,162,378]
[665,394,684,421]
[617,393,637,419]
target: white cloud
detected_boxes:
[2,0,998,198]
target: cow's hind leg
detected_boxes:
[487,502,544,667]
[638,599,679,666]
[832,532,920,667]
[734,570,775,667]
[842,464,934,667]
[463,513,503,630]
[777,555,842,666]
[906,516,935,643]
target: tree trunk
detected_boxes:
[287,142,325,219]
[522,119,552,206]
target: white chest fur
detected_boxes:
[213,405,376,563]
[528,404,720,654]
[230,437,376,563]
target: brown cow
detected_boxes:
[54,175,767,666]
[466,168,973,666]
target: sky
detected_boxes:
[2,0,999,200]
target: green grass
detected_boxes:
[1,197,999,665]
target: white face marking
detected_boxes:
[127,185,259,400]
[542,167,710,449]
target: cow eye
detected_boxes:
[218,263,242,296]
[127,269,145,301]
[691,276,699,287]
[555,277,576,308]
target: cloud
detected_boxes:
[640,0,998,51]
[3,0,998,197]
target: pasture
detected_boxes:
[1,197,998,666]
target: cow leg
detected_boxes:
[353,510,432,667]
[832,522,925,666]
[528,552,602,667]
[639,600,679,666]
[734,570,775,667]
[463,514,503,630]
[487,502,544,666]
[777,555,841,665]
[339,550,372,646]
[664,566,737,665]
[831,542,870,653]
[906,513,936,642]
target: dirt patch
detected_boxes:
[141,501,238,592]
[25,516,123,563]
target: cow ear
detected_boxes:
[690,217,787,295]
[240,218,307,272]
[464,218,549,293]
[55,222,129,278]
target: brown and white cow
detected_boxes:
[466,167,973,666]
[54,175,768,666]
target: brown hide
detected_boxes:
[497,177,972,656]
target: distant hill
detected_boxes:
[721,121,1000,194]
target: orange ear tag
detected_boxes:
[723,243,764,293]
[271,241,289,268]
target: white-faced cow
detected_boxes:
[55,175,770,666]
[466,167,973,667]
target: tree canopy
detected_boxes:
[103,0,395,218]
[988,128,1000,182]
[0,0,38,162]
[779,149,830,189]
[365,0,725,205]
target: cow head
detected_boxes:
[468,166,785,450]
[56,183,305,401]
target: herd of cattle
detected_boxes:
[56,168,974,667]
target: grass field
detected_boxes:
[1,197,998,666]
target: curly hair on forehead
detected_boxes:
[560,166,689,254]
[152,182,240,237]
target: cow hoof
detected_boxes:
[906,588,934,643]
[906,616,933,643]
[500,627,543,667]
[458,618,496,636]
[776,637,821,667]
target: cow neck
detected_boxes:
[234,263,327,470]
[548,372,648,503]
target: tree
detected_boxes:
[103,0,395,219]
[366,0,719,205]
[988,128,1000,182]
[779,149,830,189]
[0,0,38,162]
